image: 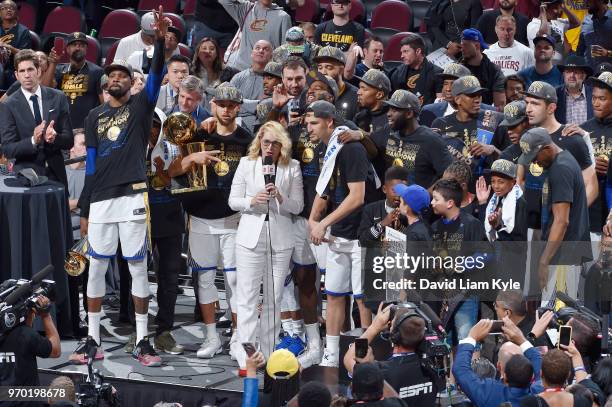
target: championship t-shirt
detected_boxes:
[314,20,365,52]
[584,117,612,232]
[384,126,452,189]
[290,124,324,218]
[177,126,252,220]
[55,61,104,128]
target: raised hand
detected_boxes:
[476,176,491,205]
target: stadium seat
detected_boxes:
[407,0,431,32]
[165,12,187,42]
[104,39,120,66]
[384,31,412,61]
[17,2,36,31]
[99,9,140,58]
[183,0,196,16]
[29,30,40,50]
[137,0,179,14]
[42,6,86,36]
[323,0,366,25]
[369,27,400,47]
[370,0,412,32]
[178,43,193,59]
[295,0,320,23]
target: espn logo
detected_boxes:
[0,352,16,363]
[399,382,433,398]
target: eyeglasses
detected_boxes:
[261,139,282,148]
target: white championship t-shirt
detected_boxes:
[484,41,536,76]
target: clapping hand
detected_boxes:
[44,120,57,144]
[476,176,491,205]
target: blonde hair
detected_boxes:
[247,121,292,166]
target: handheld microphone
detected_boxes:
[263,155,276,186]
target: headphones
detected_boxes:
[389,306,427,348]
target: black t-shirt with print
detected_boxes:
[290,123,325,218]
[464,55,506,105]
[522,126,592,229]
[178,126,252,220]
[385,126,452,189]
[353,105,390,181]
[55,61,104,128]
[326,141,372,239]
[431,110,509,184]
[335,81,359,121]
[584,117,612,232]
[0,325,51,407]
[541,150,592,264]
[500,143,522,164]
[314,20,365,51]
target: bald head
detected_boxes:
[498,341,521,372]
[252,40,273,69]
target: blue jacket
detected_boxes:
[554,85,594,125]
[419,101,496,127]
[242,378,258,407]
[452,342,544,407]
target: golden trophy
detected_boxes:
[164,112,208,194]
[65,236,89,276]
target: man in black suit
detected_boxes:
[0,48,73,187]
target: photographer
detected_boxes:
[0,296,61,406]
[343,303,438,406]
[452,318,543,407]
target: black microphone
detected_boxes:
[556,292,578,309]
[419,301,447,336]
[4,265,53,306]
[263,155,276,186]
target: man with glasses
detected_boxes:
[314,0,365,52]
[493,290,551,347]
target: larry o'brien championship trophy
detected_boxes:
[165,112,208,194]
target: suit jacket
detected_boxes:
[0,86,73,186]
[419,101,496,127]
[555,84,594,125]
[229,156,304,250]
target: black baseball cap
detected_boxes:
[104,60,134,79]
[306,100,337,119]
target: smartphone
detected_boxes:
[53,36,65,55]
[558,326,572,348]
[242,342,257,357]
[355,338,368,359]
[490,320,504,334]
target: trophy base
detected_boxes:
[170,185,208,194]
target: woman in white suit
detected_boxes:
[229,121,304,373]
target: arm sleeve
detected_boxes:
[219,0,250,24]
[358,204,383,244]
[340,144,368,183]
[314,23,324,45]
[241,378,259,407]
[355,23,365,47]
[566,137,593,169]
[142,38,166,108]
[0,103,37,158]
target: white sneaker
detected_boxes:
[298,345,323,369]
[197,336,222,359]
[319,348,339,368]
[229,333,240,361]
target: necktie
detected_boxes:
[30,94,42,126]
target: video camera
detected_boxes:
[76,367,119,407]
[0,265,55,336]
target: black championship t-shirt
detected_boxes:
[336,82,359,121]
[55,61,104,128]
[178,126,252,219]
[326,142,372,239]
[541,150,592,264]
[500,143,522,164]
[0,325,51,407]
[522,126,592,229]
[290,124,324,218]
[432,110,508,183]
[353,105,390,181]
[314,20,365,51]
[376,355,438,406]
[146,145,184,238]
[584,117,612,232]
[385,126,452,189]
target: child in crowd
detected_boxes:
[393,183,432,242]
[442,161,481,218]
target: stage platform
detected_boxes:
[39,283,249,406]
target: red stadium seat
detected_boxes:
[104,39,120,66]
[100,9,140,40]
[42,6,86,36]
[323,0,365,24]
[370,0,412,32]
[178,43,193,59]
[165,12,187,42]
[295,0,320,23]
[17,2,36,31]
[137,0,179,14]
[183,0,196,16]
[369,27,399,47]
[384,31,412,61]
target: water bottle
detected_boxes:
[89,29,97,38]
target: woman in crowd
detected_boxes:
[191,37,238,110]
[229,121,304,373]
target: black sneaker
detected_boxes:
[132,336,162,367]
[69,336,104,365]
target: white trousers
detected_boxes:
[235,223,292,366]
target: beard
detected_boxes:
[500,0,513,9]
[391,114,408,131]
[108,85,129,98]
[71,50,85,63]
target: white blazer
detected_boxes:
[229,156,304,250]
